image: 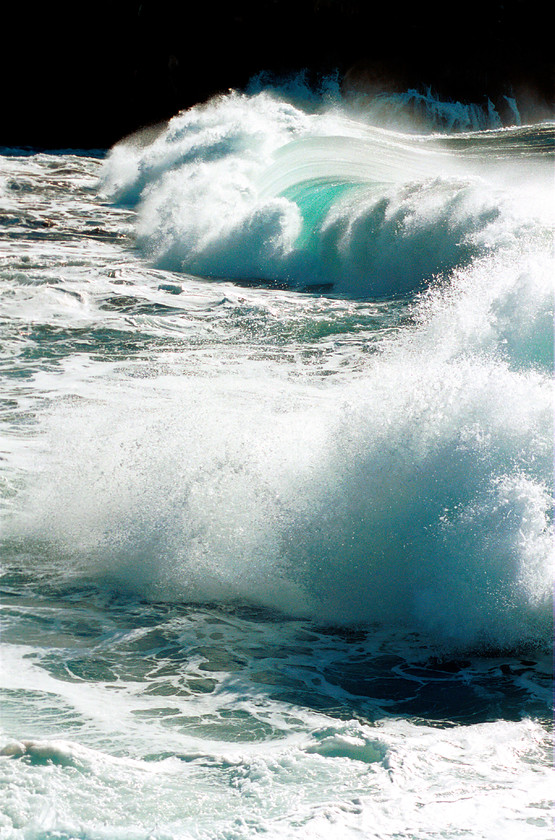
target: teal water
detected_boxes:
[0,88,553,839]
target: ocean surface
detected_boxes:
[1,81,553,839]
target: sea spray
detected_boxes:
[9,251,553,649]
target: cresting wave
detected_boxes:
[101,87,554,298]
[8,87,554,653]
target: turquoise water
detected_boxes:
[0,88,553,839]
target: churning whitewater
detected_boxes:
[1,84,553,839]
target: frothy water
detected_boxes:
[101,89,553,299]
[1,85,554,839]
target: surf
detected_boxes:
[3,84,554,654]
[101,87,554,299]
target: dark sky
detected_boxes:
[2,1,552,148]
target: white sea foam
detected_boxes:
[1,716,552,839]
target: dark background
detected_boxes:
[2,1,553,149]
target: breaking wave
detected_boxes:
[7,86,553,653]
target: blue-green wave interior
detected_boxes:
[280,179,362,250]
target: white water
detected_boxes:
[1,86,554,839]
